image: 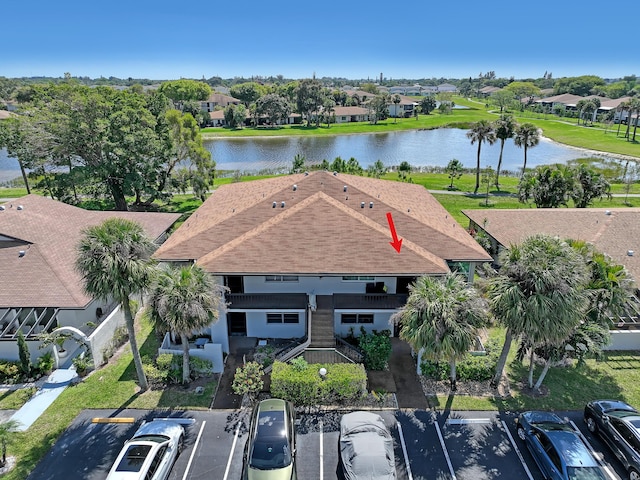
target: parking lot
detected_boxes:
[27,408,628,480]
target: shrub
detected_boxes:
[420,351,498,382]
[232,361,264,398]
[189,356,213,379]
[72,354,93,376]
[358,328,392,371]
[17,330,31,376]
[270,361,366,406]
[253,344,276,368]
[0,361,21,383]
[35,352,54,376]
[289,356,308,372]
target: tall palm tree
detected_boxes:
[148,264,226,383]
[467,120,496,194]
[76,218,157,391]
[513,123,540,177]
[393,94,401,123]
[488,234,590,389]
[493,115,516,190]
[629,98,640,142]
[392,273,487,391]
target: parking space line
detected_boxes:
[434,422,457,480]
[569,421,618,480]
[319,420,324,480]
[446,418,492,425]
[397,421,413,480]
[222,420,242,480]
[182,420,206,480]
[500,420,534,480]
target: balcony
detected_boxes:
[226,293,308,310]
[333,293,408,310]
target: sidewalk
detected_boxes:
[9,368,77,431]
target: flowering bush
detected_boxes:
[232,361,264,398]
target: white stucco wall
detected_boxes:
[333,310,395,337]
[605,331,640,350]
[89,305,126,365]
[241,310,306,338]
[242,276,398,295]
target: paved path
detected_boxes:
[388,338,429,409]
[10,368,77,431]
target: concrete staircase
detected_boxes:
[310,309,335,347]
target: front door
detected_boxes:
[227,312,247,336]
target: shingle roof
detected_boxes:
[0,195,181,308]
[155,171,491,275]
[463,208,640,284]
[333,106,370,116]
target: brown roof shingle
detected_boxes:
[463,208,640,284]
[155,171,491,275]
[0,195,181,308]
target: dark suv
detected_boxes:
[242,398,297,480]
[584,400,640,480]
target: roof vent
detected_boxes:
[304,171,309,176]
[281,201,285,208]
[343,185,347,192]
[605,210,611,215]
[17,205,23,210]
[628,250,635,256]
[361,202,365,208]
[0,206,4,211]
[369,202,373,208]
[293,184,297,191]
[272,202,277,208]
[333,171,338,176]
[19,250,26,257]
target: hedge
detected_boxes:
[270,361,367,406]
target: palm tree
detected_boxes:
[629,98,640,142]
[392,273,487,391]
[493,115,516,190]
[149,264,226,383]
[488,234,590,389]
[0,420,19,467]
[467,120,496,194]
[575,99,588,125]
[393,94,401,123]
[76,218,157,391]
[513,123,540,177]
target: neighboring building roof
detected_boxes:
[599,96,632,111]
[462,208,640,284]
[203,93,241,104]
[332,106,370,116]
[535,93,585,106]
[0,195,181,308]
[479,86,502,94]
[155,171,491,276]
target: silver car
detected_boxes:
[106,419,185,480]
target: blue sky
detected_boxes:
[3,0,637,81]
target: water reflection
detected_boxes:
[1,128,614,183]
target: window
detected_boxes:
[342,276,375,282]
[267,313,299,324]
[341,314,374,324]
[265,275,299,282]
[145,446,167,480]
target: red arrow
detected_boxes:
[386,212,403,253]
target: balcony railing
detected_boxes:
[333,293,408,310]
[226,293,308,310]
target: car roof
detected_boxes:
[254,399,289,440]
[545,431,599,468]
[106,440,163,480]
[522,411,565,425]
[592,399,637,414]
[134,420,184,439]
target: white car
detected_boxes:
[106,419,185,480]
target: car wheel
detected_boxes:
[517,425,526,441]
[585,416,598,434]
[630,469,640,480]
[178,434,184,454]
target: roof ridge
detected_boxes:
[319,192,448,268]
[197,190,327,266]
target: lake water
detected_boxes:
[0,128,611,184]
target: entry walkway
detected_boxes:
[10,368,77,431]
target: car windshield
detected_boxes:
[566,466,607,480]
[249,437,292,470]
[115,444,152,472]
[537,422,572,432]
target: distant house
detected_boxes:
[437,83,458,93]
[208,110,301,127]
[331,106,370,123]
[463,208,640,347]
[478,86,502,97]
[0,195,180,367]
[387,95,418,118]
[154,171,491,355]
[201,93,242,112]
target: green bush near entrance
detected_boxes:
[270,361,366,406]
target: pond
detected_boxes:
[0,127,613,184]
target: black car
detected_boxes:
[516,411,607,480]
[585,399,640,480]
